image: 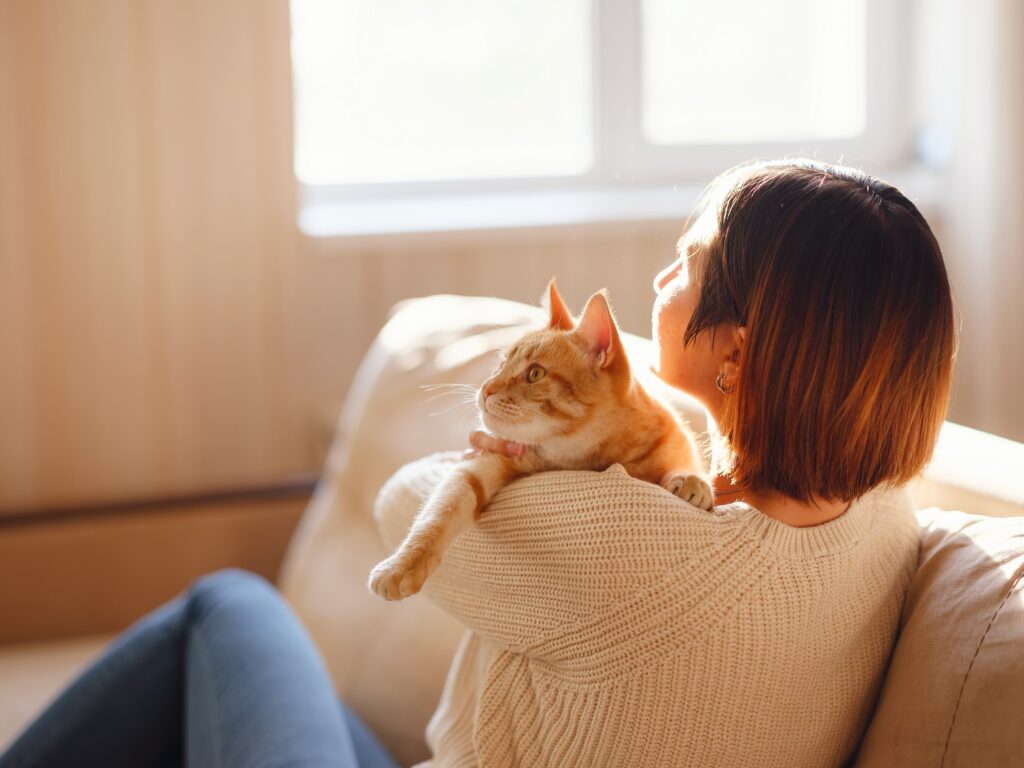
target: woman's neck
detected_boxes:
[702,419,849,527]
[712,476,850,528]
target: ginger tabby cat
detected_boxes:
[368,280,713,601]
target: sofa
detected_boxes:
[278,295,1024,768]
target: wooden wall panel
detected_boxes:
[0,0,305,509]
[0,495,307,644]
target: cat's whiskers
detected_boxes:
[420,382,480,393]
[423,391,479,408]
[427,400,480,419]
[492,399,541,425]
[420,383,482,409]
[420,383,480,400]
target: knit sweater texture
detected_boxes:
[374,453,920,768]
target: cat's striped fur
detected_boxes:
[369,280,712,601]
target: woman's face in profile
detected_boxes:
[650,219,722,409]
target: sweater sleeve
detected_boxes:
[373,452,724,656]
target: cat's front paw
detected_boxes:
[662,471,714,511]
[368,545,441,601]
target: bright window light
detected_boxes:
[641,0,866,144]
[291,0,593,186]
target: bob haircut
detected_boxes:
[684,159,957,503]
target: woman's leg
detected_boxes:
[183,568,363,767]
[1,569,389,768]
[0,594,189,767]
[341,703,401,768]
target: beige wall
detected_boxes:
[0,0,1020,511]
[0,0,303,508]
[938,0,1024,443]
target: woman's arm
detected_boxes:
[374,453,713,657]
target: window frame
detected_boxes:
[298,0,912,216]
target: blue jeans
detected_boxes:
[0,569,399,768]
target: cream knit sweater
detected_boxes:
[374,454,920,768]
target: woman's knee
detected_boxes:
[186,568,279,620]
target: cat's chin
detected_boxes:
[480,414,539,445]
[479,413,510,438]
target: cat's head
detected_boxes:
[477,279,632,444]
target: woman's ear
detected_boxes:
[719,325,747,388]
[734,326,747,359]
[545,277,575,331]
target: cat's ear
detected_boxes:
[577,290,621,368]
[545,277,575,331]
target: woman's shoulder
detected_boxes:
[383,453,919,544]
[707,483,919,562]
[386,452,730,519]
[377,453,743,568]
[857,483,920,549]
[488,460,740,538]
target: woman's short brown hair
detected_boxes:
[685,159,957,503]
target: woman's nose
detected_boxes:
[653,258,682,294]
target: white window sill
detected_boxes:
[298,167,947,239]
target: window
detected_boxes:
[291,0,592,186]
[291,0,907,231]
[641,0,865,145]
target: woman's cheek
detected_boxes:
[652,294,685,384]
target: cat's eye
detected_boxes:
[525,364,547,384]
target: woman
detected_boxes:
[376,158,956,766]
[1,159,955,767]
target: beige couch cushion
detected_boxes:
[855,509,1024,767]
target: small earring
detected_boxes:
[716,372,735,394]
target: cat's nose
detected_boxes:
[481,382,496,399]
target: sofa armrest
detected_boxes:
[912,422,1024,518]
